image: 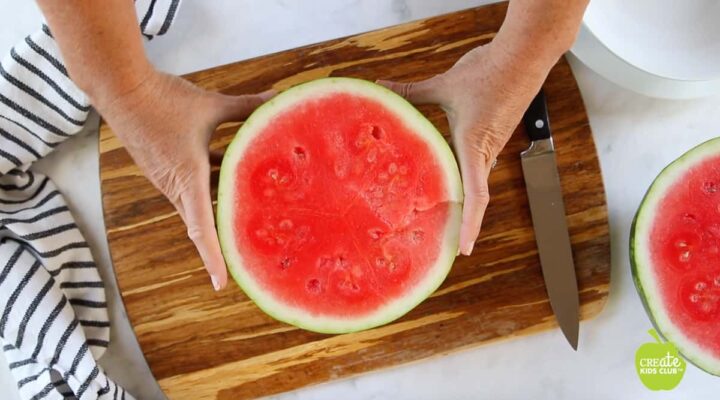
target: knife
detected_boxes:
[520,89,580,350]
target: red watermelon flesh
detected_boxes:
[632,138,720,376]
[218,78,463,333]
[649,155,720,357]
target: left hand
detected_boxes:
[379,42,553,256]
[98,70,273,291]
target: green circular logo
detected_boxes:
[635,329,686,391]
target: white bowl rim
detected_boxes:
[570,22,720,99]
[582,21,720,83]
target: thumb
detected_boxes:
[177,163,228,291]
[454,124,493,256]
[212,89,276,123]
[458,163,490,256]
[377,75,448,105]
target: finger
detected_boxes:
[453,123,493,256]
[458,167,490,256]
[212,89,276,123]
[377,76,447,105]
[178,164,228,291]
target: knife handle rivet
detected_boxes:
[534,119,545,129]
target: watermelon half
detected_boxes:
[631,138,720,376]
[217,78,463,333]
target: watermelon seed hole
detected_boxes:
[411,230,425,243]
[369,186,384,199]
[368,228,384,240]
[280,257,292,270]
[371,125,383,140]
[703,181,718,194]
[341,279,360,291]
[306,279,321,294]
[679,250,691,263]
[317,256,333,269]
[293,146,306,160]
[375,257,386,268]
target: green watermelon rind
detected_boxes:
[630,137,720,376]
[217,77,463,334]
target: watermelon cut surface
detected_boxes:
[217,78,462,333]
[631,138,720,375]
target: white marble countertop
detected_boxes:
[1,1,718,399]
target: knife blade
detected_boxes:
[520,89,580,350]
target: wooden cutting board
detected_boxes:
[99,2,610,399]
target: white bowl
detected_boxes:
[571,0,720,99]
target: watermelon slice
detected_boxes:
[217,78,463,333]
[631,138,720,376]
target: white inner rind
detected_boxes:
[633,137,720,375]
[217,78,463,333]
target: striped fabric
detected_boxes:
[1,1,181,399]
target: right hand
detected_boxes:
[98,69,272,291]
[380,43,549,256]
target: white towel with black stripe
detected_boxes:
[1,1,181,399]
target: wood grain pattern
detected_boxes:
[99,3,611,399]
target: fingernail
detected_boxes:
[462,244,474,256]
[260,89,277,101]
[210,274,221,291]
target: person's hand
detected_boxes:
[379,42,553,256]
[98,70,272,290]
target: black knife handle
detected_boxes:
[523,89,551,141]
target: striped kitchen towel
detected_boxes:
[1,1,181,399]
